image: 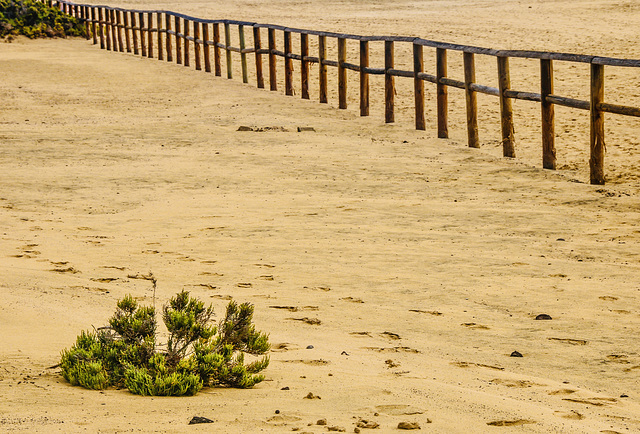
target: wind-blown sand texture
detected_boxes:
[1,0,640,432]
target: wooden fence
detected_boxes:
[51,0,640,185]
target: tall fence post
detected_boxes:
[253,26,264,88]
[463,51,479,148]
[338,37,347,109]
[194,21,201,70]
[157,13,163,61]
[540,59,556,169]
[139,13,147,57]
[117,10,125,52]
[436,48,448,138]
[213,23,221,76]
[147,13,154,58]
[122,10,131,53]
[131,12,138,55]
[318,35,328,103]
[91,7,97,45]
[385,40,395,123]
[301,33,310,99]
[224,23,232,79]
[284,31,294,95]
[110,10,117,52]
[165,13,172,62]
[239,25,248,83]
[104,9,111,51]
[360,39,369,116]
[497,56,515,157]
[83,6,90,40]
[174,16,181,64]
[203,23,211,72]
[183,18,190,67]
[268,28,277,91]
[590,64,605,185]
[413,42,425,131]
[98,8,105,49]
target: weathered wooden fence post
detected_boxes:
[463,51,479,148]
[224,23,232,79]
[147,13,154,58]
[139,13,147,57]
[413,42,425,130]
[318,35,328,103]
[98,8,105,49]
[110,10,117,51]
[122,10,131,53]
[239,25,248,83]
[104,9,111,51]
[284,31,294,95]
[84,6,91,40]
[183,18,190,67]
[360,39,369,116]
[117,10,124,52]
[268,28,277,90]
[203,23,211,72]
[213,23,221,76]
[436,48,448,138]
[497,56,515,157]
[301,33,310,99]
[174,16,181,64]
[338,37,347,109]
[253,26,264,88]
[590,63,605,185]
[385,40,395,123]
[91,7,97,45]
[165,14,172,61]
[194,21,202,70]
[131,12,138,55]
[157,13,163,61]
[540,59,556,169]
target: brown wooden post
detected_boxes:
[497,56,515,157]
[436,48,448,138]
[104,9,111,51]
[268,28,277,91]
[213,23,221,76]
[463,51,479,148]
[338,37,347,109]
[318,35,328,103]
[139,13,147,57]
[253,26,264,88]
[110,10,117,52]
[165,13,172,61]
[194,21,201,71]
[301,33,310,99]
[183,18,190,67]
[224,23,232,79]
[122,11,131,53]
[91,7,97,45]
[540,59,556,169]
[284,31,294,95]
[98,8,105,49]
[116,11,124,52]
[131,12,138,55]
[147,13,154,58]
[239,25,248,83]
[203,23,211,72]
[157,13,163,61]
[385,40,395,123]
[174,16,181,64]
[84,6,90,40]
[360,40,369,116]
[413,42,425,130]
[590,63,605,185]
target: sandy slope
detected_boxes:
[1,0,640,432]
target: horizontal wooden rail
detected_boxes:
[52,0,640,185]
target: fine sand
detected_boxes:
[1,0,640,432]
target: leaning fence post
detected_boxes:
[131,12,138,55]
[165,14,172,61]
[253,26,264,88]
[203,23,211,72]
[213,23,221,75]
[590,63,605,185]
[385,40,395,123]
[194,21,201,70]
[139,13,147,57]
[239,25,248,83]
[497,56,515,157]
[540,59,556,169]
[318,35,328,103]
[147,13,154,58]
[463,51,479,148]
[224,23,232,79]
[338,37,347,109]
[183,18,190,67]
[268,28,277,90]
[157,13,163,61]
[436,48,448,138]
[301,32,310,99]
[360,39,369,116]
[413,42,425,131]
[284,31,294,95]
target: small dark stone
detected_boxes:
[297,127,316,132]
[556,238,565,241]
[306,345,314,349]
[341,351,349,356]
[188,416,214,425]
[281,386,290,390]
[535,314,552,320]
[621,394,629,398]
[510,351,523,357]
[275,410,280,414]
[237,126,253,132]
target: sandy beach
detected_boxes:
[1,0,640,432]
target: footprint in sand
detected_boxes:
[340,297,364,303]
[554,410,584,420]
[562,397,617,406]
[409,309,443,316]
[486,419,535,426]
[380,332,401,340]
[461,323,490,330]
[548,389,577,395]
[490,379,545,388]
[364,346,420,354]
[287,317,322,325]
[548,337,587,345]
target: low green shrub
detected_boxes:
[0,0,86,39]
[60,291,270,396]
